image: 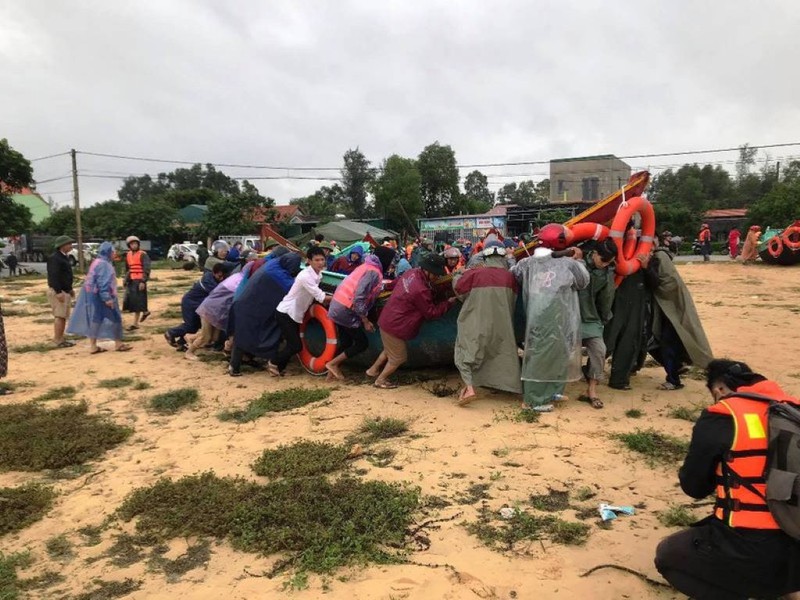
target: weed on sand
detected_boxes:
[45,534,74,560]
[466,507,590,551]
[0,551,33,600]
[252,441,351,479]
[34,385,77,402]
[529,489,570,512]
[97,377,134,389]
[160,308,183,320]
[147,539,211,582]
[614,428,689,465]
[17,570,65,592]
[149,388,199,414]
[658,505,698,527]
[117,471,419,576]
[0,483,56,536]
[12,342,59,354]
[668,406,701,422]
[218,387,331,423]
[422,380,459,398]
[0,402,132,471]
[351,417,409,444]
[625,408,644,418]
[73,578,142,600]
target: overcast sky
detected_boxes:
[3,0,799,208]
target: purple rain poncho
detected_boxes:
[195,272,243,331]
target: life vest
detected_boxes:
[699,228,711,242]
[707,381,791,529]
[332,262,382,309]
[126,250,145,281]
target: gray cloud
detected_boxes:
[2,0,798,207]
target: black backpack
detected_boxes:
[722,392,800,539]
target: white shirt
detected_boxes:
[277,267,326,323]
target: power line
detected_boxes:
[34,174,73,184]
[29,151,71,162]
[77,150,343,172]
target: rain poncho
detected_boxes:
[453,255,521,393]
[195,272,243,332]
[511,252,590,383]
[67,242,123,340]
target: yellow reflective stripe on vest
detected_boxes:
[744,413,767,440]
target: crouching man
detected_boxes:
[654,359,800,599]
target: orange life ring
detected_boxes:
[298,304,338,375]
[609,196,656,276]
[767,235,785,258]
[566,222,610,245]
[781,226,800,251]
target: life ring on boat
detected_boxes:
[609,196,656,276]
[566,222,610,245]
[781,226,800,251]
[298,303,338,375]
[767,235,785,258]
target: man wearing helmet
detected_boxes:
[510,224,590,413]
[443,246,463,275]
[204,240,230,272]
[123,235,151,330]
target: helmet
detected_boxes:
[482,240,507,257]
[212,240,229,253]
[125,235,140,246]
[537,224,569,251]
[701,223,709,229]
[443,247,461,259]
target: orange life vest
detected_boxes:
[699,228,711,242]
[707,381,797,529]
[332,262,382,309]
[126,250,145,281]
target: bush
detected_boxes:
[613,428,689,464]
[0,402,132,471]
[0,483,56,536]
[352,417,408,444]
[252,441,350,479]
[219,387,331,423]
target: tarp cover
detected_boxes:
[314,220,395,245]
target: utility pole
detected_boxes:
[776,161,781,180]
[70,149,85,272]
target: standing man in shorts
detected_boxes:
[46,235,76,348]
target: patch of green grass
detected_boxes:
[147,540,211,582]
[132,380,151,390]
[0,551,33,600]
[102,533,148,568]
[25,294,49,305]
[658,504,697,527]
[218,387,331,423]
[0,401,132,471]
[668,406,701,422]
[465,507,590,551]
[78,525,104,547]
[0,483,56,536]
[33,385,77,402]
[456,483,492,505]
[149,388,199,414]
[17,570,65,591]
[529,489,570,512]
[197,352,228,363]
[514,409,540,423]
[12,342,58,354]
[160,308,183,320]
[573,486,596,502]
[97,378,135,389]
[0,308,28,317]
[72,578,142,600]
[45,534,74,560]
[625,408,643,418]
[352,417,409,444]
[613,428,689,464]
[117,471,419,576]
[252,441,351,479]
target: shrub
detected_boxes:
[252,441,350,479]
[0,483,56,536]
[149,388,199,414]
[613,428,689,464]
[34,386,77,402]
[218,387,330,423]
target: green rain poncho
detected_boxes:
[453,255,522,393]
[511,251,590,392]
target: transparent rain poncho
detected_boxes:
[511,253,590,382]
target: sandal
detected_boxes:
[457,388,476,407]
[116,344,133,352]
[90,348,107,355]
[140,311,151,323]
[266,362,281,377]
[522,403,553,413]
[373,381,398,390]
[658,382,684,391]
[126,325,139,331]
[578,395,604,409]
[56,340,76,348]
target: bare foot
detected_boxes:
[365,368,380,378]
[457,386,476,406]
[326,363,344,381]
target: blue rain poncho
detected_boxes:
[67,242,123,340]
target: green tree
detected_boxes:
[736,144,757,181]
[198,189,275,240]
[117,163,240,204]
[340,148,374,218]
[463,170,494,213]
[372,155,423,232]
[746,180,800,229]
[535,179,550,203]
[37,207,77,236]
[496,183,517,205]
[0,138,35,236]
[290,184,344,220]
[417,142,460,217]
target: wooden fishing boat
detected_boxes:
[302,171,652,372]
[758,222,800,266]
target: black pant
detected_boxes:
[655,518,800,600]
[660,317,683,386]
[338,324,369,359]
[273,311,302,371]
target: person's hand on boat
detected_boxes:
[636,253,651,268]
[323,294,332,306]
[569,247,583,261]
[363,318,375,333]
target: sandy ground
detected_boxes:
[1,261,799,600]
